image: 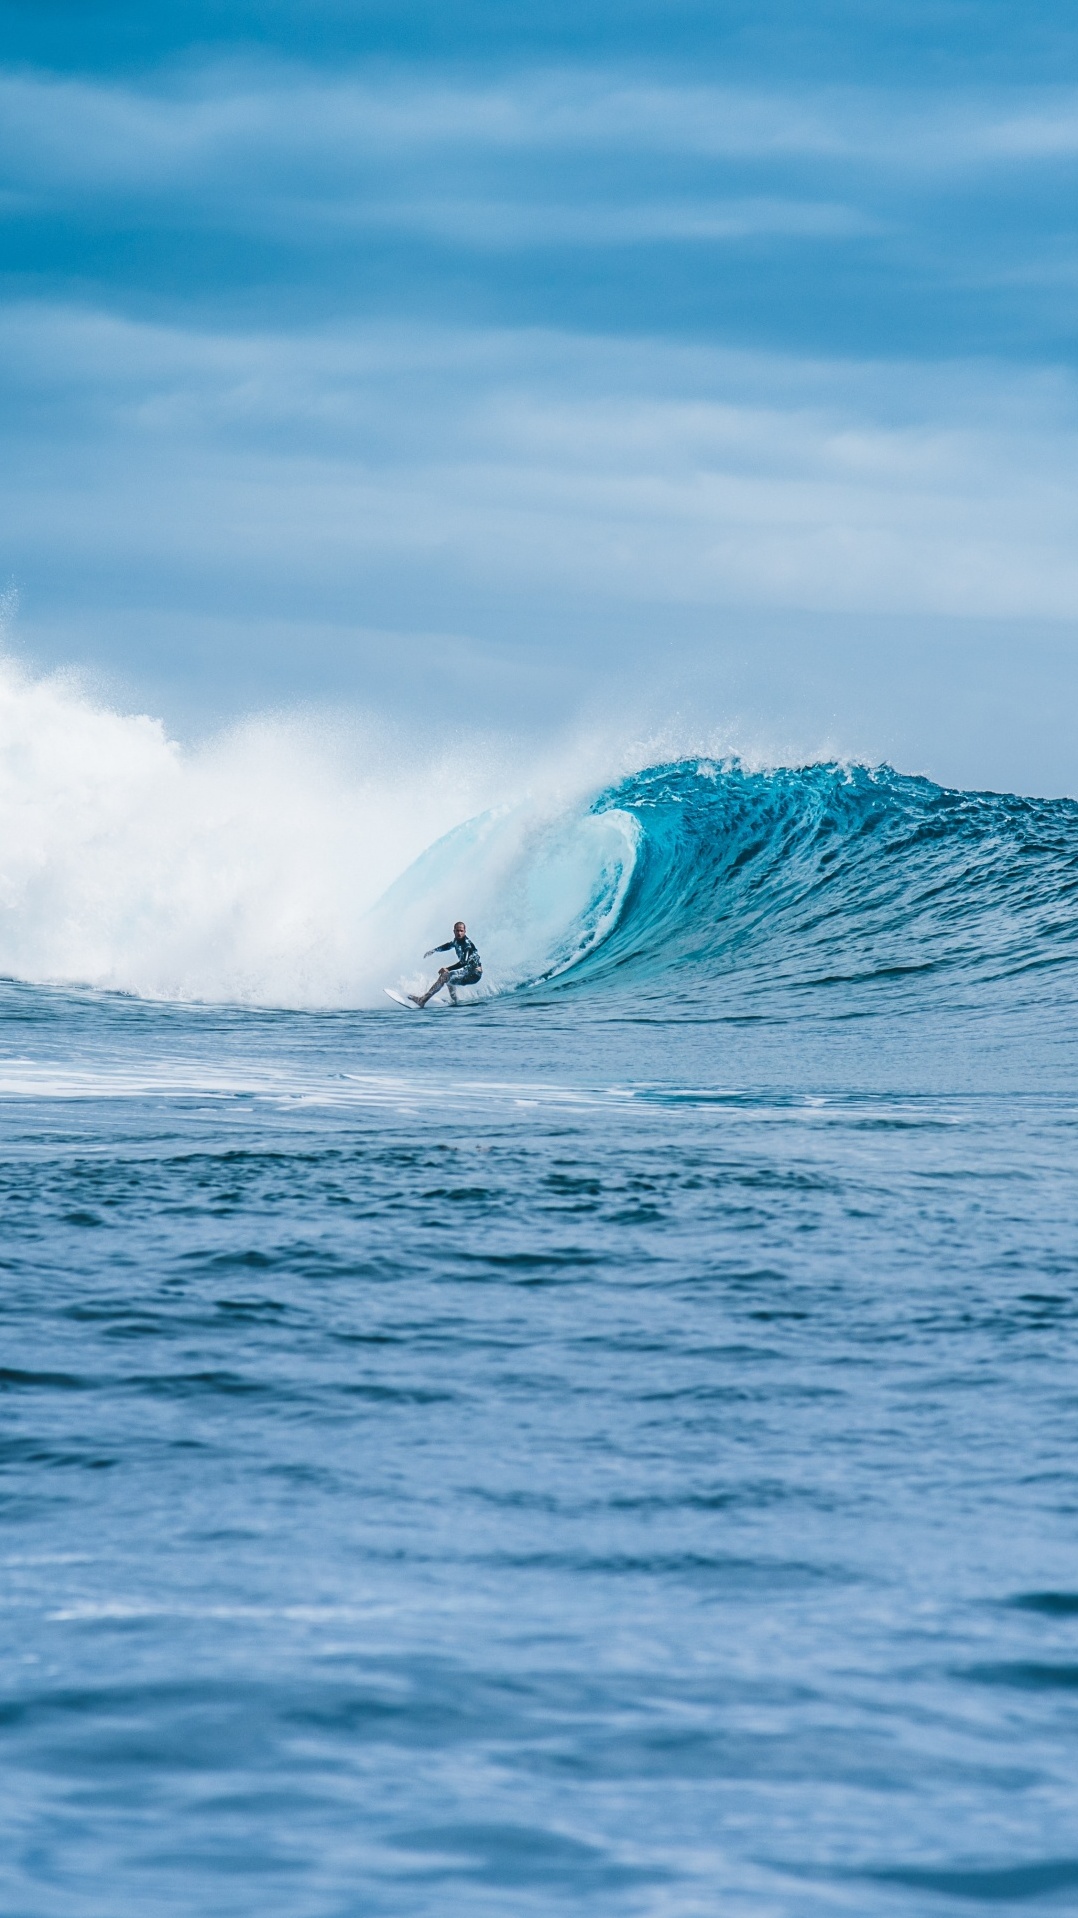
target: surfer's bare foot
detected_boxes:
[408,994,424,1006]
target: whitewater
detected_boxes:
[4,654,1078,1918]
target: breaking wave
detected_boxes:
[564,758,1078,1020]
[1,655,1077,1014]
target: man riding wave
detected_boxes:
[410,922,482,1007]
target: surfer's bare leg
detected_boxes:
[410,967,450,1007]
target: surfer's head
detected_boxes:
[454,921,466,937]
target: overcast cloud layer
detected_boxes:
[4,3,1078,793]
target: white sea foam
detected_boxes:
[0,653,646,1007]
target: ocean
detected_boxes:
[4,717,1078,1916]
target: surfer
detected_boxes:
[409,922,483,1007]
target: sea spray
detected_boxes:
[0,654,491,1004]
[0,654,640,1005]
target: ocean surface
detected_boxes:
[5,752,1078,1916]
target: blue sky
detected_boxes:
[4,0,1078,790]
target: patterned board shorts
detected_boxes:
[446,962,482,987]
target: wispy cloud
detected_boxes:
[4,60,1077,366]
[4,64,1078,193]
[3,303,1077,626]
[304,194,878,248]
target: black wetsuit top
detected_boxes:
[434,934,482,984]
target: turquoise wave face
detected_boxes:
[552,760,1078,1021]
[366,798,641,1001]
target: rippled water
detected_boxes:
[5,762,1078,1914]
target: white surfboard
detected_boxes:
[384,987,420,1008]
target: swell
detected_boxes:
[545,760,1078,1013]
